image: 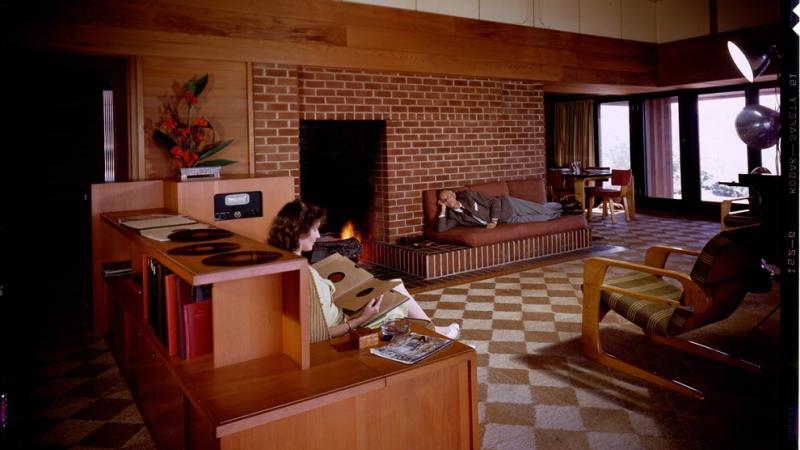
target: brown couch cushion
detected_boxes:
[421,177,587,247]
[425,214,587,247]
[507,179,547,204]
[465,181,510,198]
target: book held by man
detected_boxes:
[369,332,453,364]
[311,253,410,323]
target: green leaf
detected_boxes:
[195,159,236,167]
[198,139,233,161]
[152,129,177,149]
[194,74,209,97]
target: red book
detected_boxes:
[183,300,213,359]
[164,274,179,357]
[175,279,194,359]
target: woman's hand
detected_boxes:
[331,295,384,338]
[358,295,384,323]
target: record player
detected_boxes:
[214,191,263,221]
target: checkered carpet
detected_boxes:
[12,213,784,449]
[14,320,154,449]
[415,214,784,450]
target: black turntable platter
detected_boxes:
[168,242,242,256]
[202,250,281,266]
[168,228,234,242]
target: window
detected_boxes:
[644,97,681,199]
[697,91,748,202]
[103,89,115,182]
[598,101,630,169]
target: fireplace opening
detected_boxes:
[299,120,384,240]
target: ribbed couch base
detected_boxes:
[362,228,592,279]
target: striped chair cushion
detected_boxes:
[690,231,734,285]
[601,272,684,337]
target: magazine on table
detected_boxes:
[369,332,453,364]
[311,253,410,322]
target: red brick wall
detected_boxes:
[252,63,300,189]
[252,64,545,242]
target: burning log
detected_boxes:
[309,236,363,264]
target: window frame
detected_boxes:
[590,80,778,217]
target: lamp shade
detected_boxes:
[727,41,772,82]
[735,104,780,149]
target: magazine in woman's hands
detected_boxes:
[369,332,453,364]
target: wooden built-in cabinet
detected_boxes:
[92,177,479,449]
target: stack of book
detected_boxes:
[101,260,132,278]
[145,257,213,359]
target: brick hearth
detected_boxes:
[361,228,592,279]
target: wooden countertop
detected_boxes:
[101,208,306,285]
[174,326,475,437]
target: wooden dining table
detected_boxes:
[561,169,636,219]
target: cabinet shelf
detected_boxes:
[92,178,478,449]
[101,208,309,370]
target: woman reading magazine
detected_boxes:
[268,200,460,339]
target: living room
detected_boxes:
[2,0,797,448]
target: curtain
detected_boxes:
[644,98,674,198]
[554,100,595,168]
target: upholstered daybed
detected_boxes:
[421,177,590,249]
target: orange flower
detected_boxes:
[193,117,209,127]
[162,118,177,130]
[183,91,198,105]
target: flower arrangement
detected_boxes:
[152,74,234,170]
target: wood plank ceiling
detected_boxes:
[9,0,778,94]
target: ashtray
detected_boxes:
[380,319,410,341]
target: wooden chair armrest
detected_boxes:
[599,285,686,309]
[583,257,710,312]
[720,196,754,216]
[721,196,753,204]
[644,245,701,269]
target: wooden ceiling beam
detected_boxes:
[9,0,778,94]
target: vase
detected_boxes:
[179,166,221,181]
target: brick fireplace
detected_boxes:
[252,63,546,244]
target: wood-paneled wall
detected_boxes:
[22,0,657,88]
[18,0,779,91]
[141,57,250,179]
[13,0,779,179]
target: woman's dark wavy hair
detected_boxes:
[268,200,327,252]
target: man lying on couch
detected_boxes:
[437,189,562,232]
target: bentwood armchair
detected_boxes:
[581,225,765,399]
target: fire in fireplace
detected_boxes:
[308,221,363,264]
[299,120,384,239]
